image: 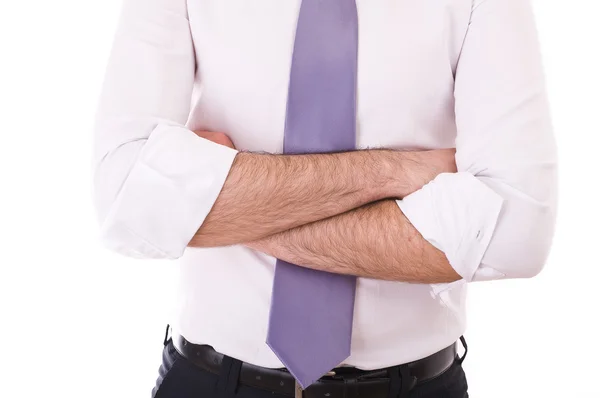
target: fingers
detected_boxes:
[193,130,236,149]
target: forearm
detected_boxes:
[190,149,425,247]
[246,200,461,284]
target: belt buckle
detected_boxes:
[295,371,335,398]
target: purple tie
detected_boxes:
[266,0,359,389]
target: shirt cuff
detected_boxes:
[396,172,504,291]
[99,123,238,259]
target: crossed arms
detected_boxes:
[93,0,557,286]
[188,135,460,283]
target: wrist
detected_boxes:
[386,150,442,198]
[351,150,401,201]
[392,149,457,198]
[382,151,425,198]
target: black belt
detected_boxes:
[172,334,459,398]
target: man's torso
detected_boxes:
[172,0,473,369]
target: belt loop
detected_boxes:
[217,355,242,398]
[388,365,416,398]
[398,365,415,398]
[458,336,468,365]
[388,365,400,398]
[343,377,359,398]
[163,324,171,347]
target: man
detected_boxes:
[93,0,557,396]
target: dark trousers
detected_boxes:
[152,339,469,398]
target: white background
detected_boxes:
[0,1,598,397]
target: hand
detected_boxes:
[402,148,457,196]
[427,148,458,176]
[193,130,236,150]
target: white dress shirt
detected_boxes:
[93,0,557,369]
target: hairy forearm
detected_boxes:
[190,150,425,247]
[246,200,461,284]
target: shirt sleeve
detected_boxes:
[92,0,238,259]
[396,0,558,291]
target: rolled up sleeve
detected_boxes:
[92,0,237,259]
[397,0,558,289]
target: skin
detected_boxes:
[190,131,461,284]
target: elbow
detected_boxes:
[97,221,174,260]
[485,195,556,281]
[516,214,555,280]
[93,140,175,260]
[92,119,230,260]
[470,152,558,281]
[510,237,551,280]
